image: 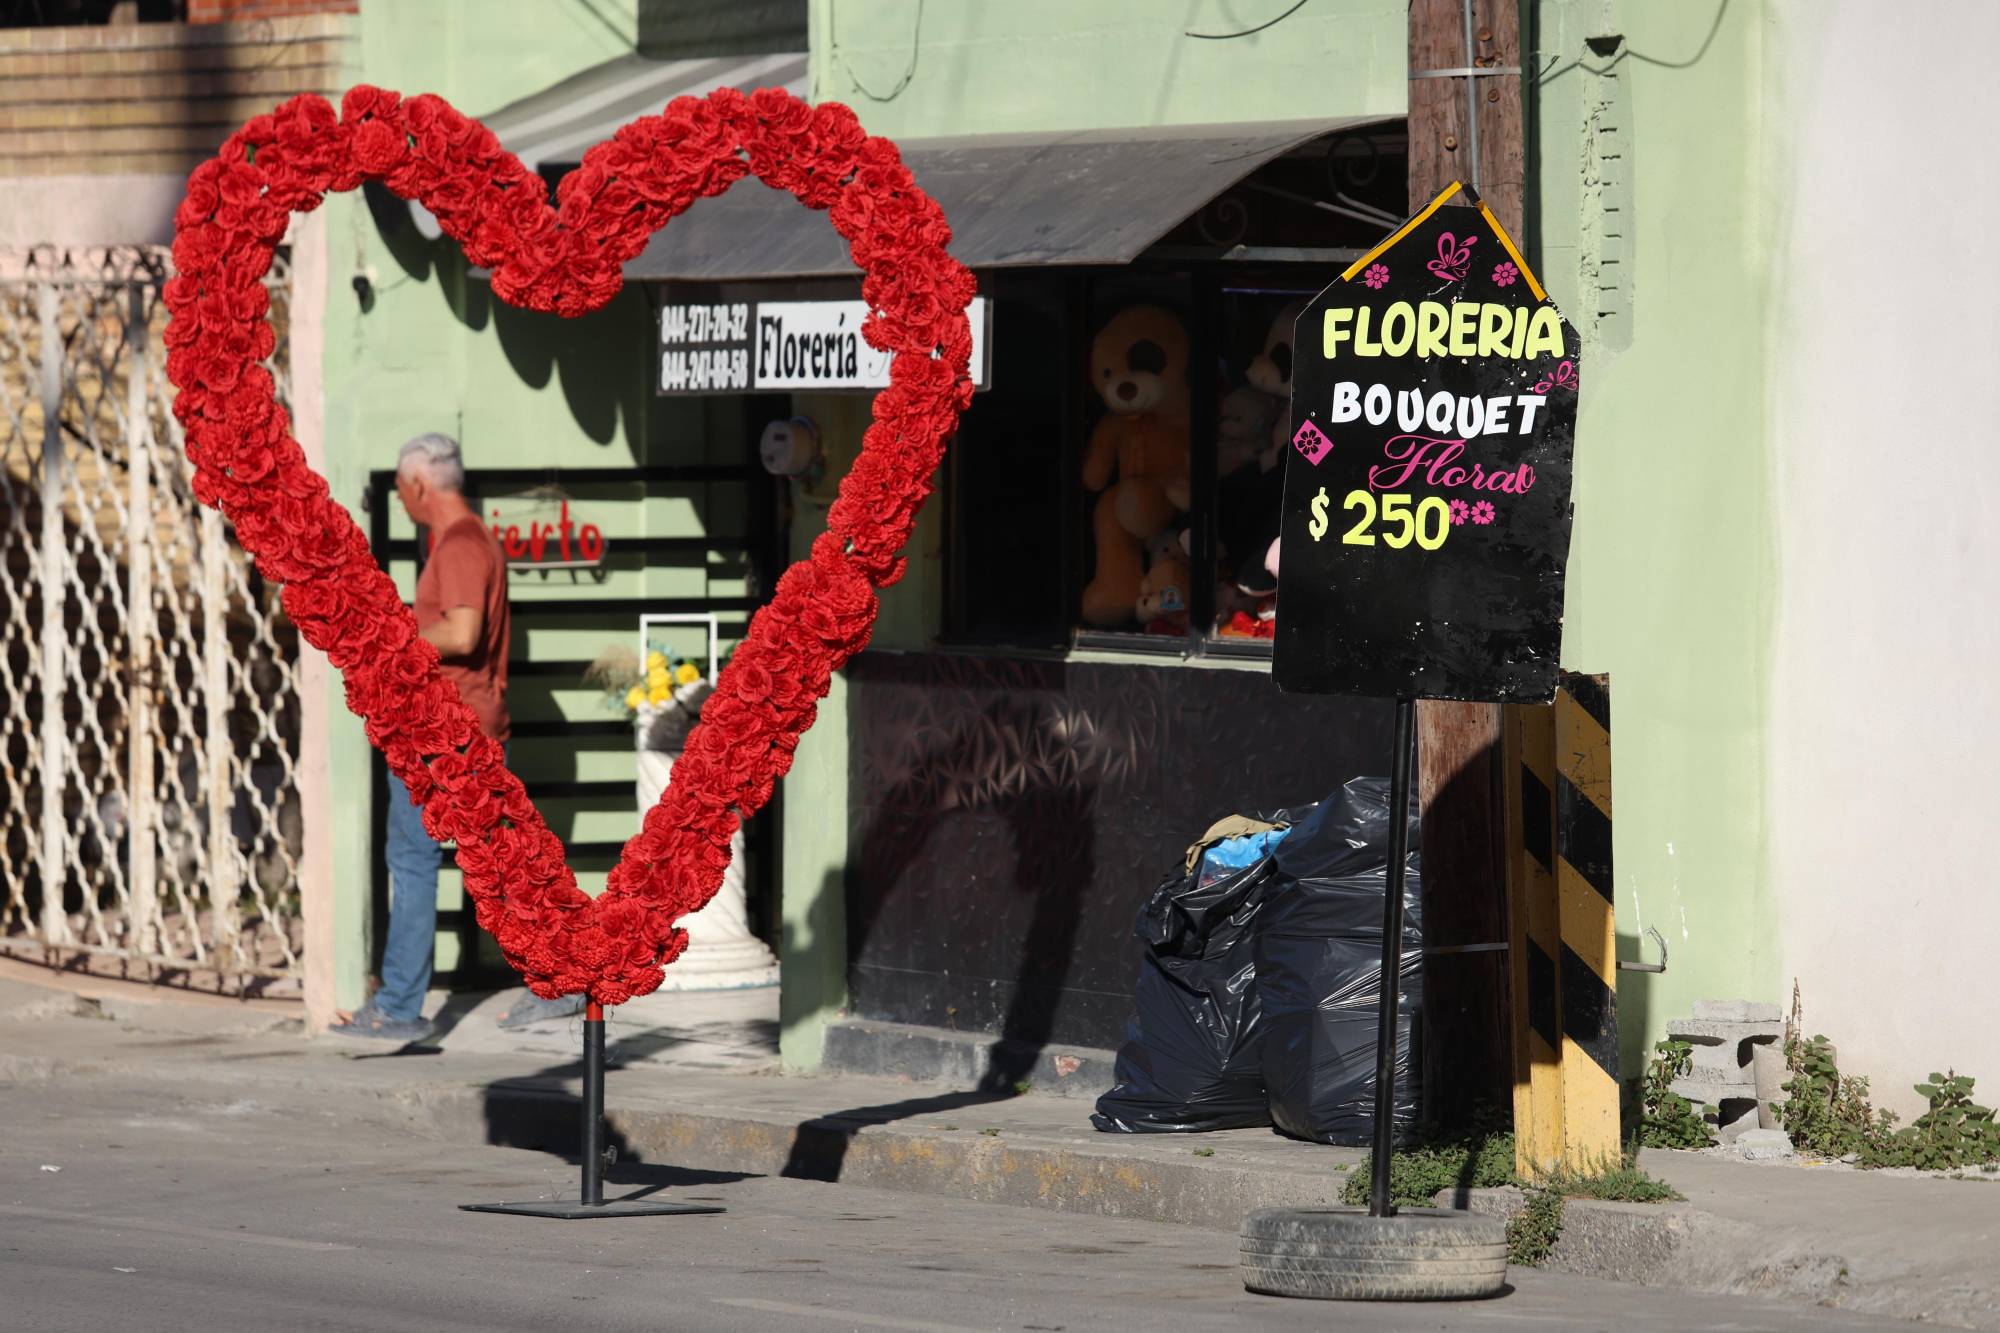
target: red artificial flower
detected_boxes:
[164,85,973,1005]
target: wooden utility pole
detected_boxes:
[1406,0,1525,1130]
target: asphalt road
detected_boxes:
[1,1074,1905,1332]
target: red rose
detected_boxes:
[340,85,401,123]
[351,119,408,176]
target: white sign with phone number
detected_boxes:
[658,298,988,394]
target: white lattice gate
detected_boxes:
[0,246,305,996]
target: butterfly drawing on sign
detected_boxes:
[1427,231,1477,283]
[1532,360,1579,394]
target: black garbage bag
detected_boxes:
[1256,777,1423,1147]
[1092,813,1306,1133]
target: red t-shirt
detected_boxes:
[415,514,511,742]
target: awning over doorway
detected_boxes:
[611,117,1387,282]
[482,51,810,172]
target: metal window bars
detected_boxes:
[0,245,304,996]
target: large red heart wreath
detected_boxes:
[165,86,974,1006]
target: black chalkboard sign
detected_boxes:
[1273,182,1581,703]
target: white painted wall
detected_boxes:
[1766,0,2000,1119]
[0,176,185,248]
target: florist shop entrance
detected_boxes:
[640,118,1422,1073]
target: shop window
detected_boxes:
[1205,284,1318,647]
[939,126,1407,659]
[946,268,1342,657]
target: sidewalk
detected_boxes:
[2,965,1994,1329]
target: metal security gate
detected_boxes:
[0,246,304,996]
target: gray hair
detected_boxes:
[397,432,464,493]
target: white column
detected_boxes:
[289,212,338,1031]
[37,283,68,947]
[636,744,778,990]
[202,506,236,980]
[124,282,158,958]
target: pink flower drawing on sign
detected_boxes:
[1449,499,1472,525]
[1292,419,1334,466]
[1362,263,1391,289]
[1470,500,1497,525]
[1532,360,1579,394]
[1492,261,1519,287]
[1427,232,1476,283]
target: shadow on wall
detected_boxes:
[778,867,848,1057]
[360,181,651,452]
[757,692,1102,1188]
[843,695,1099,1095]
[1615,928,1656,1120]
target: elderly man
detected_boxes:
[331,433,536,1041]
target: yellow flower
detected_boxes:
[623,685,645,711]
[648,685,672,706]
[646,651,667,671]
[675,662,701,685]
[646,667,670,688]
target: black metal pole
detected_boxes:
[1368,697,1418,1218]
[581,1001,605,1207]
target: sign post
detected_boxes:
[1274,182,1581,1223]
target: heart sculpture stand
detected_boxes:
[166,84,974,1218]
[459,1003,723,1219]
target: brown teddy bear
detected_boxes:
[1136,543,1191,635]
[1081,305,1190,626]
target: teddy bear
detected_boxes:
[1080,305,1190,626]
[1136,543,1192,636]
[1246,300,1307,467]
[1216,383,1283,480]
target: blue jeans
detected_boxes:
[376,745,504,1022]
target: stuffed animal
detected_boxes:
[1136,544,1191,635]
[1247,300,1307,466]
[1217,383,1283,479]
[1081,305,1190,626]
[1219,535,1280,640]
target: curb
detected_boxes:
[413,1080,1357,1232]
[1435,1186,1855,1310]
[445,1084,1870,1316]
[820,1019,1117,1101]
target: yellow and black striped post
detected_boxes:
[1505,673,1618,1176]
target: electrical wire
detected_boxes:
[1186,0,1310,41]
[1534,0,1731,84]
[832,0,926,102]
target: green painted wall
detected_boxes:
[1530,0,1779,1073]
[314,0,1415,1058]
[319,0,750,999]
[807,0,1405,137]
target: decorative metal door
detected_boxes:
[0,246,304,996]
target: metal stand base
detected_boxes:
[464,1000,726,1222]
[461,1199,724,1220]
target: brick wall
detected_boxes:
[188,0,358,23]
[0,15,357,177]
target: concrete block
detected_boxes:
[1687,1040,1757,1075]
[1751,1042,1789,1129]
[1716,1101,1762,1143]
[1669,1069,1756,1104]
[1665,1018,1783,1045]
[1691,999,1782,1024]
[1735,1128,1795,1160]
